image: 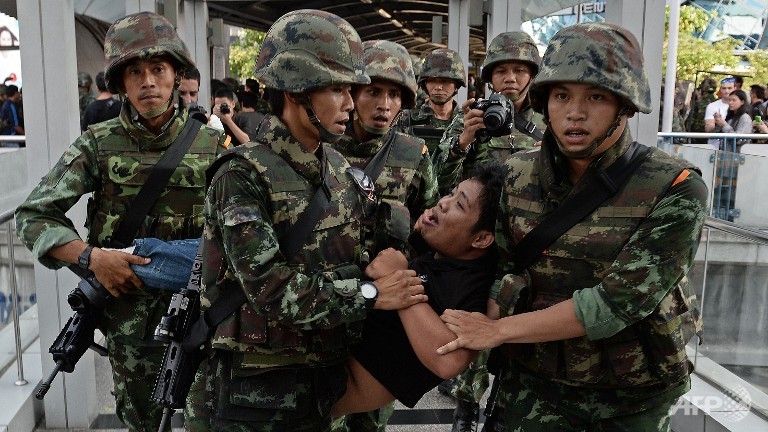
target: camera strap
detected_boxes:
[514,114,544,141]
[511,141,651,274]
[111,117,204,248]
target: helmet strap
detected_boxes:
[554,106,630,159]
[354,111,390,136]
[134,91,177,119]
[297,94,344,143]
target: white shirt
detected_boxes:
[705,99,729,149]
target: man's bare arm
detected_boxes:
[398,303,476,378]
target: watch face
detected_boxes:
[361,283,377,299]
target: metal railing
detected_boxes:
[0,208,27,386]
[0,135,25,147]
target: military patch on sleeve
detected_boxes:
[222,136,232,149]
[672,169,690,187]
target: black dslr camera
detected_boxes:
[219,103,231,115]
[469,92,515,141]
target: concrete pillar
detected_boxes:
[125,0,156,15]
[487,0,522,42]
[604,0,665,146]
[17,0,97,427]
[180,0,212,108]
[448,0,470,104]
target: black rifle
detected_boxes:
[151,252,205,432]
[36,266,110,400]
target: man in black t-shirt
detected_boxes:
[81,71,122,131]
[332,161,505,415]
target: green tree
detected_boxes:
[229,28,265,81]
[745,51,768,88]
[664,5,739,83]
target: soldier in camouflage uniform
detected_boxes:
[437,23,707,431]
[398,48,466,158]
[330,40,438,432]
[78,71,96,124]
[439,32,543,187]
[194,10,427,432]
[15,12,229,432]
[437,31,544,432]
[685,77,717,144]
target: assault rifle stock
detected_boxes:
[36,266,110,400]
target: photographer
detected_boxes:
[437,32,543,196]
[211,87,253,145]
[435,31,543,432]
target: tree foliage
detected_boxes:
[664,5,740,83]
[229,29,265,81]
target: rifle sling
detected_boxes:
[111,118,204,248]
[514,114,544,142]
[512,142,651,274]
[363,131,395,183]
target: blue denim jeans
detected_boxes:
[131,238,200,292]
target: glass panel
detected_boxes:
[0,221,36,334]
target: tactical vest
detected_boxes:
[506,147,702,388]
[337,131,425,257]
[205,142,365,365]
[403,108,453,155]
[85,119,220,247]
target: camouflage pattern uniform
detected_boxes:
[15,12,228,432]
[330,40,437,432]
[194,10,372,432]
[398,48,466,158]
[437,32,544,197]
[78,72,95,124]
[491,23,707,431]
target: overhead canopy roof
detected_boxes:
[206,0,583,61]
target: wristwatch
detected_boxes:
[360,282,378,310]
[78,245,94,270]
[450,136,469,156]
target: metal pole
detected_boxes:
[662,0,680,132]
[8,220,27,385]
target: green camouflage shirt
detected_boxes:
[492,130,707,392]
[201,115,368,364]
[15,102,228,269]
[435,101,545,193]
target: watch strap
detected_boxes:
[78,245,94,270]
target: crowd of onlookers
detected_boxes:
[677,75,768,149]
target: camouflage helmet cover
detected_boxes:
[529,23,652,114]
[254,9,370,93]
[481,31,541,82]
[699,76,717,93]
[361,40,417,108]
[77,72,93,88]
[410,54,423,77]
[103,12,195,94]
[418,48,466,88]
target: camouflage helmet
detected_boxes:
[103,12,195,94]
[418,48,466,88]
[699,76,717,93]
[77,72,93,88]
[361,40,417,109]
[254,9,370,93]
[530,23,652,114]
[410,54,423,77]
[481,31,540,83]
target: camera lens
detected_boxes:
[220,104,231,114]
[484,105,507,130]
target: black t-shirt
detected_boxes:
[350,250,496,408]
[81,98,122,131]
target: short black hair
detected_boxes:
[467,160,506,233]
[214,87,236,102]
[750,84,765,101]
[245,79,259,92]
[268,89,285,115]
[239,91,259,109]
[95,71,108,92]
[5,84,18,98]
[182,68,201,84]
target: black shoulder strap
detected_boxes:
[514,114,544,141]
[512,142,651,273]
[111,118,204,248]
[280,155,332,261]
[363,131,396,183]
